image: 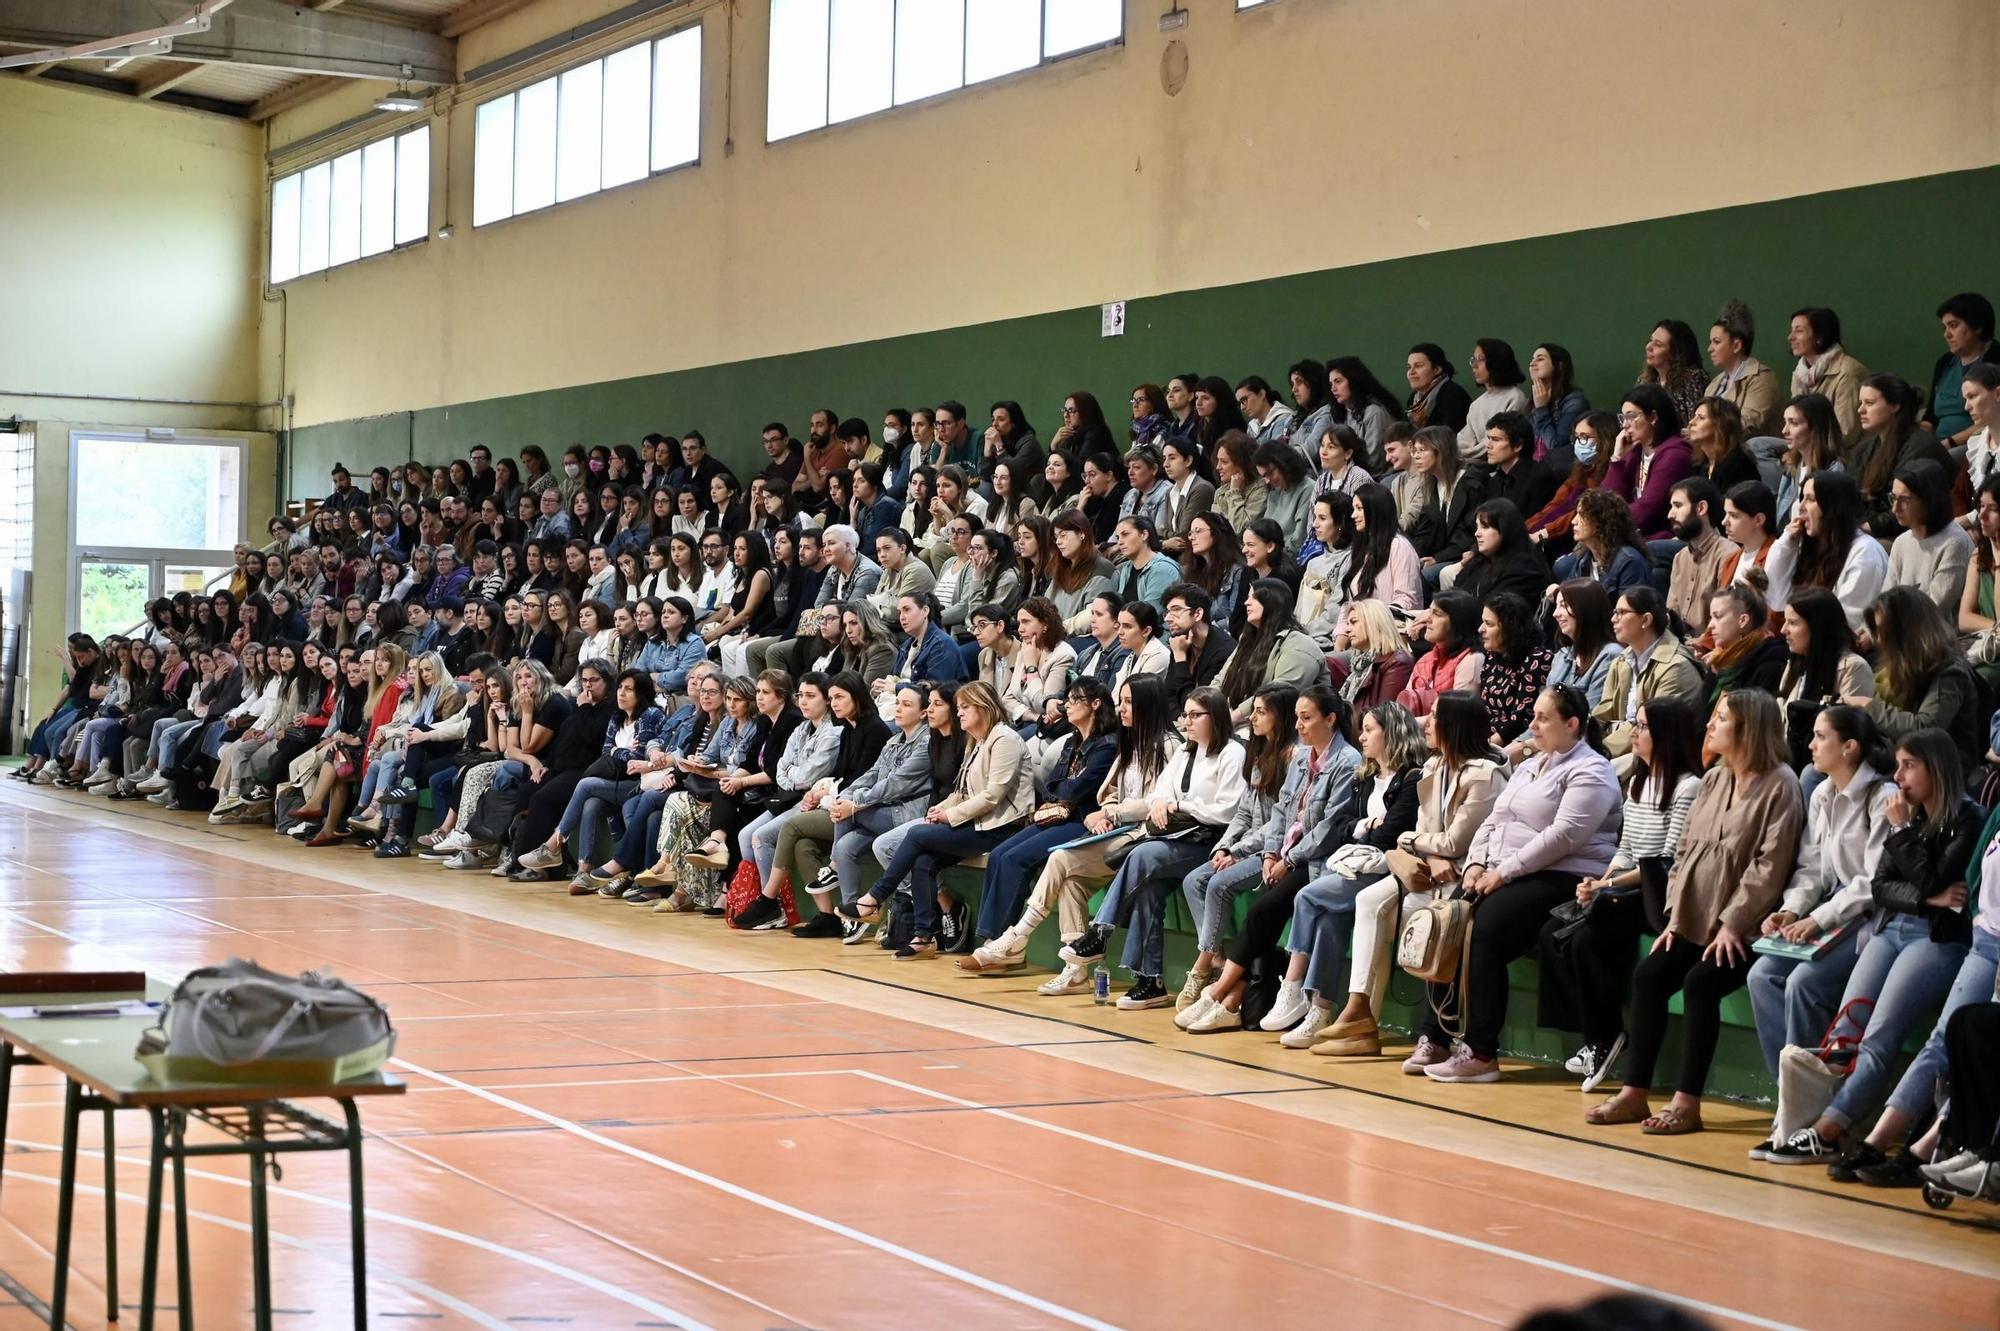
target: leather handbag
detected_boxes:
[1397,887,1478,1039]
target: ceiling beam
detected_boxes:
[439,0,539,40]
[0,0,454,85]
[247,73,346,122]
[23,60,58,76]
[309,1,351,10]
[130,58,203,97]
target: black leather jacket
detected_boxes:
[1871,796,1982,946]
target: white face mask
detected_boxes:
[564,462,582,478]
[882,428,901,446]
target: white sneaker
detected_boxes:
[1174,993,1217,1031]
[1921,1149,1983,1183]
[83,762,115,786]
[434,829,473,853]
[89,777,121,796]
[134,773,168,793]
[445,847,497,870]
[1185,1002,1243,1034]
[145,791,174,805]
[1279,1006,1334,1049]
[1259,979,1310,1032]
[1036,962,1090,996]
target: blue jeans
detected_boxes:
[1289,871,1372,1000]
[748,806,802,882]
[559,776,636,865]
[978,821,1086,940]
[1884,927,2000,1120]
[1096,839,1212,977]
[357,750,404,809]
[610,788,668,870]
[1181,854,1266,954]
[868,821,1013,935]
[834,806,905,903]
[1825,915,1968,1131]
[1745,923,1863,1080]
[28,708,86,759]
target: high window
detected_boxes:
[269,125,429,285]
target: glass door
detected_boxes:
[77,558,153,643]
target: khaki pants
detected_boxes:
[1350,877,1434,1012]
[776,806,837,891]
[1012,831,1135,941]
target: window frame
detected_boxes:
[269,122,431,288]
[470,20,705,233]
[767,0,1123,145]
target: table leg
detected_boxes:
[246,1109,272,1331]
[343,1101,366,1331]
[169,1111,192,1329]
[139,1109,166,1331]
[47,1080,80,1331]
[104,1107,119,1323]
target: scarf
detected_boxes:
[1130,412,1169,445]
[1708,629,1770,682]
[1791,344,1846,397]
[1407,377,1447,428]
[1340,651,1377,705]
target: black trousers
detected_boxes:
[1623,933,1753,1097]
[1537,891,1644,1048]
[1226,862,1310,967]
[1945,1003,2000,1157]
[1423,873,1581,1060]
[509,767,588,857]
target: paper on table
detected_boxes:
[0,1000,161,1020]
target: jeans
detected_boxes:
[1097,839,1211,978]
[1182,855,1266,954]
[1288,871,1372,1001]
[871,819,916,870]
[559,776,638,865]
[28,709,86,759]
[1745,923,1863,1080]
[146,714,185,767]
[868,821,1016,935]
[834,806,906,903]
[977,821,1087,940]
[610,788,669,870]
[1884,927,2000,1121]
[157,717,203,771]
[747,806,804,882]
[357,749,404,809]
[1824,915,1968,1131]
[79,717,126,770]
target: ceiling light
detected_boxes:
[375,89,423,113]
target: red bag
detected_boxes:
[725,864,802,929]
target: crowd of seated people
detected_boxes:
[18,291,2000,1194]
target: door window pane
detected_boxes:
[556,62,604,202]
[827,0,892,124]
[78,562,150,645]
[513,77,559,215]
[651,26,702,168]
[893,0,964,105]
[768,0,830,140]
[269,174,301,284]
[473,95,516,226]
[965,0,1037,84]
[360,138,396,256]
[74,438,242,551]
[297,161,331,275]
[601,43,651,188]
[1045,0,1120,55]
[394,126,429,244]
[327,149,362,267]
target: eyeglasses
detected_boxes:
[1890,492,1915,507]
[1570,434,1596,447]
[1179,710,1205,721]
[1061,405,1079,416]
[1618,412,1645,425]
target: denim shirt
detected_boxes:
[842,723,933,818]
[601,705,670,762]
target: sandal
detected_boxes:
[1641,1106,1704,1136]
[1584,1096,1649,1126]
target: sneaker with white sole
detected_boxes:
[1174,993,1217,1031]
[1575,1033,1626,1094]
[1765,1127,1841,1165]
[1037,962,1090,995]
[445,847,498,870]
[840,918,877,946]
[1278,1006,1334,1049]
[1175,968,1214,1012]
[1424,1048,1501,1083]
[516,843,564,871]
[1401,1035,1451,1075]
[1115,975,1169,1010]
[433,829,474,854]
[1258,979,1310,1032]
[134,773,169,794]
[1185,1002,1243,1034]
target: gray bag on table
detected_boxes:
[137,958,396,1083]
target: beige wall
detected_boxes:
[270,0,2000,431]
[0,77,269,434]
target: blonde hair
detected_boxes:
[365,642,409,719]
[954,680,1006,734]
[1346,599,1402,655]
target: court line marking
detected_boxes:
[0,1163,514,1330]
[5,1139,719,1331]
[389,1055,1127,1331]
[410,1063,1811,1331]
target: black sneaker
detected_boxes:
[811,865,841,897]
[937,898,971,953]
[373,837,409,859]
[1853,1148,1925,1189]
[734,895,785,931]
[1766,1128,1841,1165]
[701,904,728,918]
[791,912,843,939]
[378,782,420,806]
[1058,922,1112,965]
[1116,975,1169,1009]
[1825,1140,1886,1183]
[246,785,272,803]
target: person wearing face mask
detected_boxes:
[1527,411,1617,556]
[557,447,589,505]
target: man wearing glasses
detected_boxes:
[1162,584,1234,706]
[694,532,736,623]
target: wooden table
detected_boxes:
[0,976,404,1330]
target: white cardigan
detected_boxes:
[1142,738,1248,827]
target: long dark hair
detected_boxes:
[1218,578,1297,705]
[1326,356,1404,423]
[1243,682,1299,797]
[1345,483,1400,602]
[1555,577,1614,666]
[1629,695,1702,807]
[1482,591,1541,664]
[1193,376,1247,451]
[1429,692,1494,768]
[1185,512,1242,599]
[1113,674,1173,791]
[1428,589,1481,655]
[1869,586,1957,707]
[1795,469,1862,591]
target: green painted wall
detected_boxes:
[287,165,2000,498]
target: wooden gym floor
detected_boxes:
[0,782,1991,1330]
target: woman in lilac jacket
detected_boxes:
[1408,684,1623,1084]
[1603,383,1693,540]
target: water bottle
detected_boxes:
[1092,964,1111,1005]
